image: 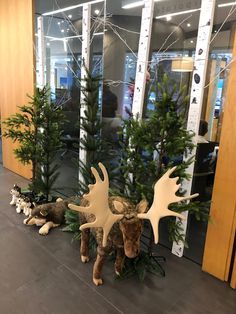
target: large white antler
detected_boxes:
[138,166,199,244]
[68,163,124,247]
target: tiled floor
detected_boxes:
[0,165,235,314]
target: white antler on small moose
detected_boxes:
[69,163,198,247]
[68,162,124,247]
[137,166,198,244]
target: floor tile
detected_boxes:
[0,265,121,314]
[0,226,60,296]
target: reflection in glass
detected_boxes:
[35,1,105,196]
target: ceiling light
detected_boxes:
[43,31,105,42]
[63,39,67,52]
[46,42,50,46]
[64,35,82,39]
[61,29,65,33]
[218,2,236,7]
[68,14,72,19]
[57,22,61,25]
[65,32,104,39]
[190,40,194,43]
[43,0,104,16]
[156,8,201,19]
[187,23,191,27]
[122,1,144,9]
[46,36,65,41]
[94,9,100,15]
[59,32,104,40]
[122,0,161,9]
[166,15,172,21]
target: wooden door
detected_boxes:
[0,0,34,178]
[202,33,236,288]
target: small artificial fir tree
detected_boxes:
[64,68,113,238]
[118,74,209,247]
[77,68,111,195]
[34,89,65,201]
[3,86,64,201]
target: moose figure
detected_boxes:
[69,163,198,285]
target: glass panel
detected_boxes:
[102,0,142,139]
[35,1,106,196]
[33,1,235,264]
[184,0,236,264]
[45,10,82,196]
[148,0,200,250]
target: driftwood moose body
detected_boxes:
[69,163,198,285]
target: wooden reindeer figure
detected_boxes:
[69,163,198,285]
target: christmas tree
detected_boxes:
[118,73,209,246]
[3,86,64,201]
[33,88,65,201]
[77,67,105,194]
[64,68,113,235]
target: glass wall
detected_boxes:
[145,0,201,252]
[35,0,105,196]
[34,0,236,264]
[101,0,142,142]
[35,8,83,196]
[184,0,236,264]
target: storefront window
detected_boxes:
[35,1,105,195]
[34,0,236,264]
[184,0,236,264]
